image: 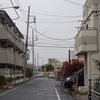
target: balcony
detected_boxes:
[0,49,24,67]
[74,28,98,55]
[0,26,25,52]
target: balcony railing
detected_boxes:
[75,27,98,55]
[0,50,24,67]
[0,26,25,52]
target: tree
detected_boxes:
[93,59,100,71]
[70,60,84,74]
[61,61,84,80]
[0,75,6,89]
[62,61,71,80]
[26,67,33,77]
[46,64,54,72]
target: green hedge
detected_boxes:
[6,77,13,82]
[0,75,6,85]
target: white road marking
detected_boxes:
[53,83,61,100]
[0,87,18,96]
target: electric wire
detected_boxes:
[0,3,82,18]
[36,20,79,24]
[19,9,81,18]
[63,0,84,7]
[14,0,27,18]
[35,43,74,46]
[16,18,81,24]
[34,45,74,48]
[10,0,20,20]
[63,0,98,9]
[25,21,74,40]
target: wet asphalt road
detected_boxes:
[0,78,74,100]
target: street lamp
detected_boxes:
[1,6,20,9]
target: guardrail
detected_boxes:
[91,90,100,100]
[88,79,100,100]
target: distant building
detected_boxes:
[41,64,49,72]
[48,58,63,73]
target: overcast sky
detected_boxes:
[0,0,86,66]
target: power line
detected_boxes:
[35,43,74,46]
[63,0,84,6]
[13,16,81,20]
[25,22,74,41]
[36,17,81,20]
[34,45,74,48]
[16,18,80,24]
[0,2,82,18]
[14,0,27,18]
[63,0,93,8]
[35,30,74,40]
[19,9,81,18]
[36,20,79,23]
[35,38,74,42]
[10,0,20,20]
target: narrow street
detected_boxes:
[0,78,75,100]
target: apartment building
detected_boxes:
[74,0,100,86]
[0,10,25,77]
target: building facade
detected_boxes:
[0,10,25,77]
[48,59,63,72]
[75,0,100,86]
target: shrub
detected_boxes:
[94,77,100,91]
[26,67,33,77]
[46,64,54,72]
[6,77,13,82]
[61,61,84,80]
[93,59,100,71]
[0,75,6,85]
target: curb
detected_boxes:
[0,77,34,92]
[59,83,77,100]
[69,92,79,100]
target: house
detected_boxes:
[74,0,100,86]
[48,58,63,73]
[0,10,25,78]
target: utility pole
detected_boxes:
[14,23,16,85]
[68,50,71,63]
[24,6,30,83]
[32,16,36,75]
[35,54,36,71]
[32,29,34,76]
[37,52,39,67]
[14,39,16,84]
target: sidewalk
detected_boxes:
[60,82,88,100]
[75,95,88,100]
[0,77,35,91]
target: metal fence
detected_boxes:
[91,78,100,93]
[88,78,100,100]
[91,90,100,100]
